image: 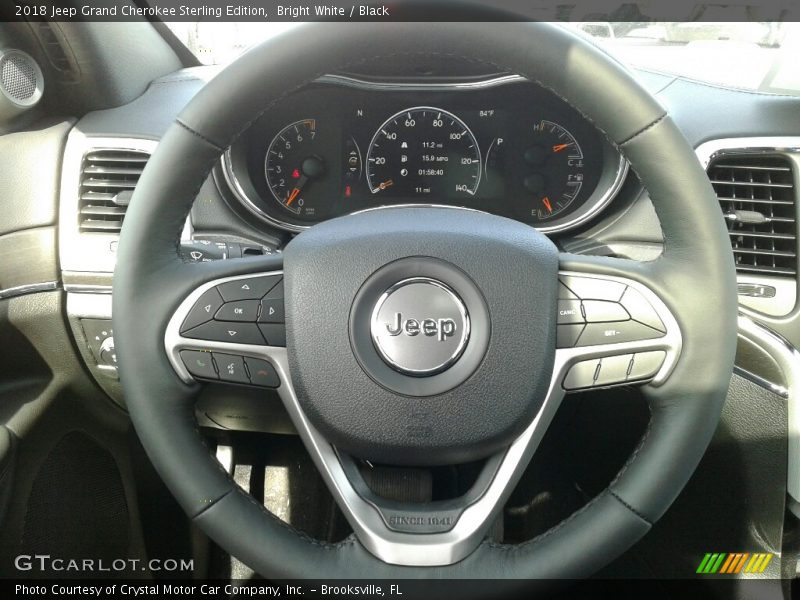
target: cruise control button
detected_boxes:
[215,300,259,322]
[213,353,249,384]
[245,358,280,388]
[563,359,600,390]
[561,275,626,302]
[560,275,626,301]
[576,321,664,347]
[629,351,666,380]
[258,324,286,347]
[259,298,285,323]
[183,321,266,345]
[217,276,281,302]
[582,300,630,323]
[558,282,578,299]
[557,300,584,324]
[557,324,584,348]
[595,354,634,386]
[180,350,217,380]
[180,288,224,333]
[619,287,666,333]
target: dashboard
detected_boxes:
[222,75,627,234]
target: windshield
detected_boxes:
[165,22,800,95]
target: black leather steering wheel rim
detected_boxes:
[114,22,737,579]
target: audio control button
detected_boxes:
[217,276,281,302]
[183,321,266,345]
[259,299,285,323]
[629,351,667,380]
[213,353,249,384]
[181,288,224,333]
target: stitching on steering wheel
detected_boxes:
[175,119,224,152]
[609,490,653,525]
[608,412,654,491]
[484,491,607,552]
[618,113,668,147]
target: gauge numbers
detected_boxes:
[366,107,481,198]
[265,119,327,218]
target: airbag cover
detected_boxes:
[284,207,558,465]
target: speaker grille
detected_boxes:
[1,53,38,101]
[22,432,130,563]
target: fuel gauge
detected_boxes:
[521,120,586,223]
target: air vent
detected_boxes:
[708,155,797,277]
[33,22,79,82]
[78,150,149,233]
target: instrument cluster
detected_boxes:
[221,75,628,234]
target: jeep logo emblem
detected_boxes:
[370,278,470,376]
[385,313,457,341]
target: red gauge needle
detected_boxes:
[542,196,553,214]
[378,179,394,190]
[285,174,308,207]
[552,143,572,153]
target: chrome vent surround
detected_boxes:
[78,150,150,233]
[708,155,797,277]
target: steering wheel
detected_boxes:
[114,22,737,579]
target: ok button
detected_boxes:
[215,300,259,322]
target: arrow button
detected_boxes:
[183,321,266,346]
[258,299,285,324]
[180,288,224,333]
[217,275,281,301]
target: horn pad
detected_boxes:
[283,207,558,466]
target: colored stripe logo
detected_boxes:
[696,552,774,574]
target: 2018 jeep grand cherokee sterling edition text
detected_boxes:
[0,4,798,598]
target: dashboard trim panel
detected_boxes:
[316,73,527,91]
[736,314,800,506]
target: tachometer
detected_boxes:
[366,107,481,198]
[265,119,327,220]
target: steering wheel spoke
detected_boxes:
[554,258,682,393]
[164,263,564,566]
[161,248,684,568]
[165,267,287,389]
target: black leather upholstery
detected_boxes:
[114,22,736,578]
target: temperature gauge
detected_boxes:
[521,120,586,223]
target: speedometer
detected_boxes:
[366,107,481,198]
